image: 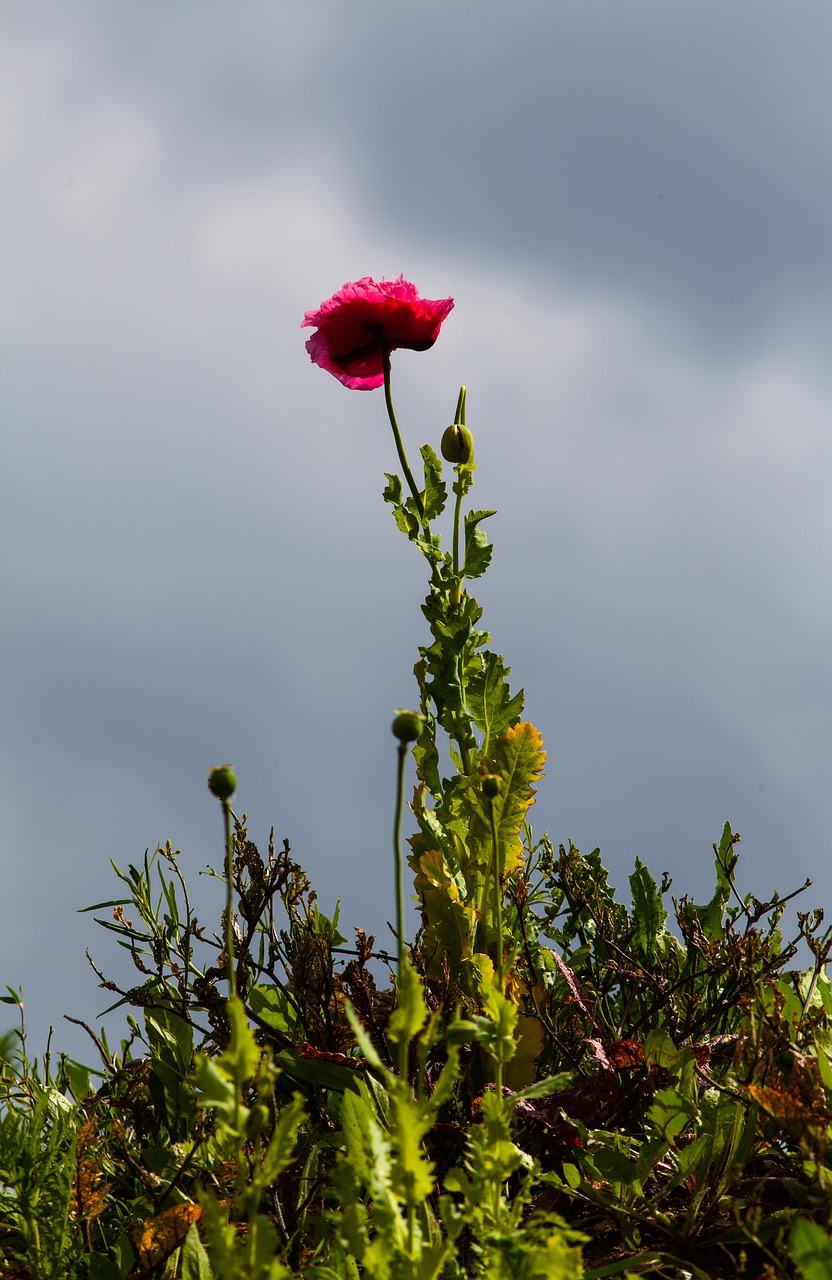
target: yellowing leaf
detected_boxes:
[134,1203,203,1270]
[490,722,546,875]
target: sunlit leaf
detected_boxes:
[462,508,495,578]
[790,1218,832,1280]
[420,443,447,521]
[466,651,524,756]
[134,1203,202,1271]
[387,958,429,1048]
[629,857,669,960]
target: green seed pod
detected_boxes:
[391,709,424,743]
[208,765,237,801]
[441,423,474,465]
[481,773,502,799]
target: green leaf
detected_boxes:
[649,1087,696,1143]
[181,1221,214,1280]
[629,857,668,960]
[192,1055,239,1126]
[259,1093,305,1185]
[344,1001,384,1071]
[473,956,518,1064]
[218,995,261,1084]
[790,1219,832,1280]
[686,821,739,943]
[466,651,524,756]
[591,1144,641,1189]
[340,1088,376,1186]
[249,983,296,1036]
[462,508,495,578]
[410,847,479,981]
[420,444,447,521]
[471,722,546,894]
[387,958,429,1049]
[511,1072,574,1101]
[383,472,420,539]
[644,1029,680,1072]
[389,1091,435,1208]
[275,1050,363,1096]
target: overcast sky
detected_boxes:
[3,1,832,1064]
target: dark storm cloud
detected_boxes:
[17,2,831,348]
[55,1,831,346]
[331,1,832,346]
[19,2,829,345]
[3,2,832,1060]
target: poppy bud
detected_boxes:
[208,765,237,801]
[441,424,474,465]
[391,710,424,743]
[481,774,502,799]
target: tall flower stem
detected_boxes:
[452,470,464,585]
[223,800,236,1001]
[486,788,505,1098]
[382,342,425,522]
[393,742,408,979]
[393,739,408,1079]
[450,384,468,592]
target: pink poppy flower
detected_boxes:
[302,276,454,390]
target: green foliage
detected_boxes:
[3,358,832,1280]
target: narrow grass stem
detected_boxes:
[382,343,425,522]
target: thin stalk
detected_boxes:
[222,800,236,1000]
[393,741,408,1079]
[382,342,424,522]
[487,794,505,1099]
[452,467,463,581]
[450,382,467,593]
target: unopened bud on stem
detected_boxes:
[481,773,502,799]
[391,709,425,743]
[441,423,474,465]
[208,765,237,802]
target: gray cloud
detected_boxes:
[3,4,831,1060]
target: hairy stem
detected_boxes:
[382,342,425,522]
[223,800,236,1000]
[393,741,409,1079]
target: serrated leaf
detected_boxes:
[383,471,403,507]
[383,471,420,539]
[511,1072,574,1101]
[686,821,738,943]
[260,1093,305,1185]
[420,443,447,521]
[479,722,546,881]
[462,508,495,578]
[218,995,261,1083]
[629,857,668,960]
[412,851,479,981]
[387,959,429,1047]
[466,651,524,755]
[344,1000,384,1071]
[505,1011,545,1090]
[134,1204,202,1273]
[389,1091,435,1207]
